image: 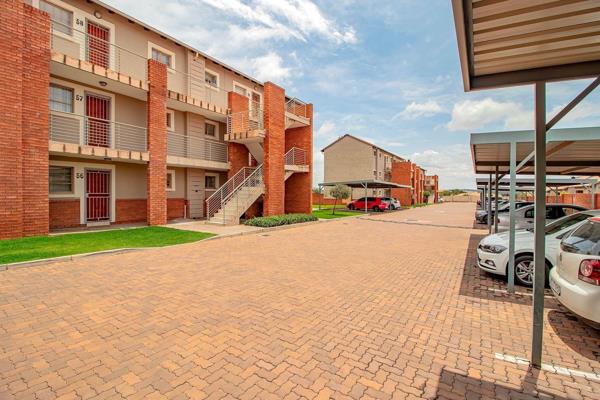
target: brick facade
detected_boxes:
[167,198,186,219]
[263,82,285,216]
[391,161,413,207]
[49,199,80,229]
[285,104,313,214]
[117,199,147,224]
[227,92,251,177]
[146,60,168,225]
[0,1,50,239]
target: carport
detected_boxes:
[452,1,600,367]
[319,180,411,213]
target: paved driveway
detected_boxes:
[1,203,599,399]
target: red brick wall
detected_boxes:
[227,92,251,177]
[527,194,599,209]
[116,199,147,224]
[146,60,167,225]
[0,2,51,239]
[391,161,413,207]
[22,4,50,236]
[284,104,313,214]
[313,193,349,206]
[49,199,80,229]
[263,82,285,216]
[167,198,186,219]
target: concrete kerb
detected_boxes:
[0,212,379,271]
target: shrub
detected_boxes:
[244,213,318,228]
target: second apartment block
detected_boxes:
[0,0,313,239]
[322,134,436,206]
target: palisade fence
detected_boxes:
[49,110,147,152]
[167,132,228,163]
[49,20,147,81]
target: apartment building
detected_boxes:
[321,134,436,205]
[425,175,439,203]
[0,0,313,239]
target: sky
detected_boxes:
[106,0,600,190]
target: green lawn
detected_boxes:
[0,227,215,265]
[312,209,363,219]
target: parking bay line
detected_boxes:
[486,287,554,299]
[495,353,600,382]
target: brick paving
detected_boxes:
[1,202,599,399]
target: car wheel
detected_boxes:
[348,204,355,210]
[389,205,396,210]
[513,256,550,287]
[372,206,380,212]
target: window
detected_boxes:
[205,69,219,88]
[205,121,217,138]
[49,166,73,193]
[152,48,172,67]
[39,0,73,35]
[562,220,600,256]
[166,170,175,191]
[205,174,217,190]
[166,109,174,131]
[233,84,247,97]
[49,84,73,112]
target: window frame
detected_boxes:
[205,120,218,138]
[147,41,176,71]
[205,68,220,90]
[39,0,73,36]
[49,83,74,113]
[166,109,175,132]
[204,173,218,190]
[49,165,74,194]
[166,169,176,192]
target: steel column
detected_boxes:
[592,183,597,209]
[494,166,499,233]
[508,141,517,293]
[531,82,547,368]
[487,173,492,234]
[364,183,368,213]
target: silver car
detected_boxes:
[498,203,588,230]
[381,197,401,210]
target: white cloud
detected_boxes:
[396,100,443,120]
[316,120,336,138]
[250,52,292,83]
[407,144,475,190]
[385,141,406,148]
[447,98,532,132]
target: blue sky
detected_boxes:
[106,0,600,189]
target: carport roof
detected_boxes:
[319,180,411,189]
[452,0,600,91]
[470,127,600,176]
[476,177,596,190]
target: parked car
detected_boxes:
[381,197,401,210]
[550,217,600,328]
[475,201,533,224]
[347,197,389,212]
[477,210,600,287]
[497,203,588,230]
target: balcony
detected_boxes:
[49,110,148,162]
[167,132,229,170]
[167,70,229,120]
[284,147,309,174]
[285,98,310,129]
[225,104,265,143]
[49,20,148,98]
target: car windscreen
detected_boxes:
[544,213,592,235]
[561,220,600,255]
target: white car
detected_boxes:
[381,197,401,210]
[550,217,600,328]
[497,203,588,230]
[477,210,600,287]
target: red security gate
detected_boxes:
[86,170,111,222]
[85,93,110,147]
[87,21,110,68]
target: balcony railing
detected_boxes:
[286,98,307,118]
[227,102,264,135]
[167,132,228,163]
[49,20,147,82]
[284,147,307,166]
[168,69,229,109]
[49,110,147,152]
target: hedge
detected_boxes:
[244,213,317,228]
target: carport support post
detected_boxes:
[487,173,492,234]
[531,82,547,368]
[592,183,597,209]
[494,166,499,233]
[364,183,368,213]
[508,141,516,294]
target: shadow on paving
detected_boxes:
[435,367,569,399]
[547,310,600,362]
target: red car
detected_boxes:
[347,197,389,212]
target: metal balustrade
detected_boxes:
[49,20,147,81]
[206,166,260,220]
[49,110,147,152]
[284,147,307,166]
[227,102,264,135]
[286,98,307,118]
[167,132,228,163]
[167,69,229,108]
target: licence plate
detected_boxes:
[550,278,561,296]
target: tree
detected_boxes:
[423,190,432,203]
[329,184,351,215]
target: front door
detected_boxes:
[187,169,204,219]
[86,170,111,222]
[87,21,110,68]
[85,93,110,147]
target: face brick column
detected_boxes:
[263,82,285,216]
[22,4,50,236]
[146,60,168,225]
[227,92,250,177]
[0,0,25,239]
[391,161,412,207]
[284,104,313,214]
